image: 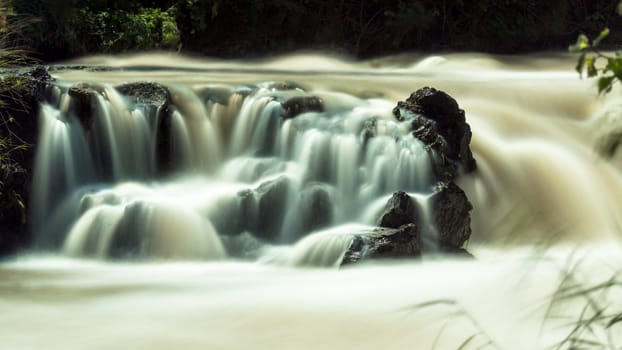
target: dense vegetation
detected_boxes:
[5,0,622,60]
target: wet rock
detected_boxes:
[115,82,174,175]
[209,190,258,236]
[253,176,292,242]
[430,182,472,249]
[298,185,333,233]
[262,81,306,91]
[281,96,324,119]
[284,184,334,242]
[377,191,420,229]
[360,117,377,150]
[238,189,258,231]
[68,83,100,129]
[114,82,177,176]
[340,224,421,266]
[116,82,170,109]
[47,65,115,73]
[393,87,476,180]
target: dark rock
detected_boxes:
[360,117,377,150]
[114,82,175,176]
[116,82,170,109]
[430,182,472,249]
[340,224,421,266]
[298,184,333,234]
[393,87,476,180]
[108,202,144,259]
[238,189,258,231]
[262,81,306,91]
[253,176,292,242]
[208,190,258,236]
[68,83,100,129]
[284,184,334,242]
[281,96,324,119]
[377,191,420,229]
[47,65,116,73]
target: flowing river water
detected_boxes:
[2,52,622,349]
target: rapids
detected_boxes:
[2,52,622,349]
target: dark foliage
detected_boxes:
[5,0,622,60]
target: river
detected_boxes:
[1,52,621,349]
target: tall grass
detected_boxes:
[0,1,36,226]
[0,1,35,155]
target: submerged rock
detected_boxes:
[253,176,293,242]
[220,231,265,260]
[283,184,334,243]
[297,184,333,234]
[360,117,377,150]
[393,86,476,180]
[340,224,421,266]
[281,96,324,119]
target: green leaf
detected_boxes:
[586,56,597,78]
[569,34,590,52]
[578,34,590,49]
[605,58,622,81]
[593,28,610,46]
[598,75,615,94]
[576,52,586,76]
[617,0,622,16]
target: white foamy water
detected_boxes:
[2,52,622,349]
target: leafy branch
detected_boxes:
[570,1,622,95]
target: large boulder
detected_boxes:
[393,87,476,181]
[340,224,421,266]
[376,189,472,254]
[430,181,473,249]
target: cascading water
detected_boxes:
[31,77,434,264]
[3,53,622,350]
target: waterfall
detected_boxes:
[6,53,622,350]
[32,80,435,260]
